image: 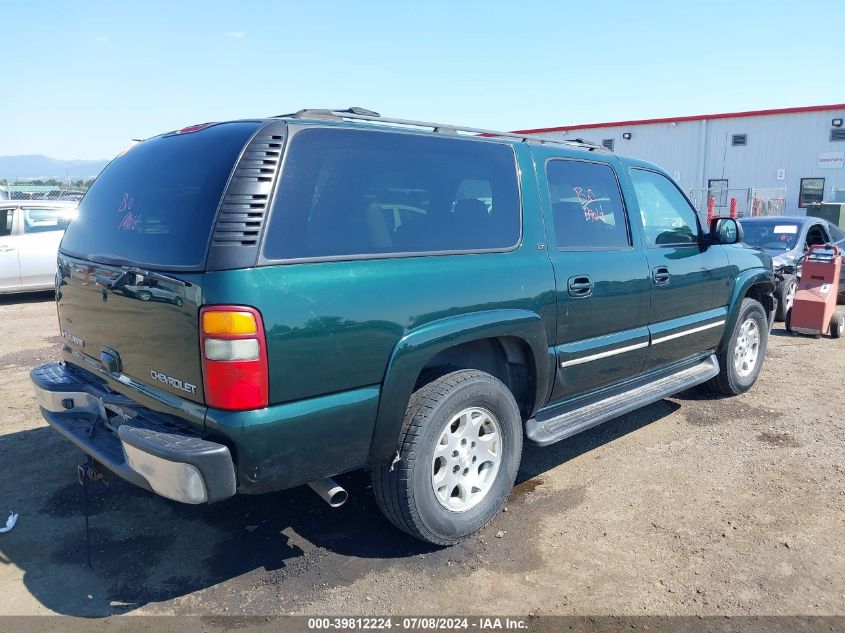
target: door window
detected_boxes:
[545,159,630,250]
[630,169,700,247]
[21,207,74,234]
[0,209,13,236]
[806,223,830,248]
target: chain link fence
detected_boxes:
[687,187,786,222]
[0,181,92,202]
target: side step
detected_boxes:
[526,355,719,447]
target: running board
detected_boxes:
[526,355,719,447]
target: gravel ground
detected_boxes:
[0,292,843,617]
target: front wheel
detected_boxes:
[775,276,796,322]
[708,298,769,395]
[371,370,523,546]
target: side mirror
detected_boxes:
[709,217,743,244]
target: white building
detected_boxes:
[514,103,845,217]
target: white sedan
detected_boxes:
[0,200,77,294]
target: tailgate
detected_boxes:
[57,254,206,403]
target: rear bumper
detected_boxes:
[31,362,236,504]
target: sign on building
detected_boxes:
[818,152,844,169]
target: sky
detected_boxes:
[2,0,844,160]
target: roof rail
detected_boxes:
[273,107,611,152]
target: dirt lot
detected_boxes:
[0,292,843,617]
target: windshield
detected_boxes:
[740,221,800,251]
[60,121,261,269]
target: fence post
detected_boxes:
[706,196,715,225]
[729,197,737,219]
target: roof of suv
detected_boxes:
[269,107,615,155]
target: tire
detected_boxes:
[708,298,769,395]
[775,276,796,322]
[371,370,523,546]
[831,313,845,339]
[137,290,152,301]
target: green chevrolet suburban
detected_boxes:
[32,108,775,545]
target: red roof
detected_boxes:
[512,103,845,134]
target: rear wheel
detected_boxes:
[708,298,769,395]
[371,370,522,546]
[137,290,152,301]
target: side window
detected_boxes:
[806,224,829,247]
[545,159,630,250]
[22,207,73,234]
[263,128,521,259]
[629,169,700,247]
[829,224,845,244]
[0,209,13,237]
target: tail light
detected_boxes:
[200,306,268,410]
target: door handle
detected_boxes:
[0,246,15,253]
[652,266,671,286]
[567,275,593,297]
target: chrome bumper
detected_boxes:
[31,362,236,504]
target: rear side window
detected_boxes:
[263,128,520,260]
[60,121,261,269]
[22,207,73,233]
[545,159,630,249]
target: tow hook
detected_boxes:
[77,460,106,484]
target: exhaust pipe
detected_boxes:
[308,478,348,508]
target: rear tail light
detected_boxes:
[200,306,268,410]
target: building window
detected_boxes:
[731,134,747,146]
[707,179,729,208]
[602,139,614,151]
[799,178,824,208]
[831,129,845,141]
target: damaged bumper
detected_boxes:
[31,362,236,504]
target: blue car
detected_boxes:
[739,216,845,320]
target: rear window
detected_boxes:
[60,121,261,269]
[262,128,520,260]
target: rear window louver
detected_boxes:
[207,120,287,270]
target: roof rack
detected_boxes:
[273,107,610,152]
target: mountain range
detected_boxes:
[0,155,109,180]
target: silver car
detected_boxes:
[0,200,77,293]
[739,215,845,320]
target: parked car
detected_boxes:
[31,110,775,545]
[739,216,845,319]
[0,200,77,294]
